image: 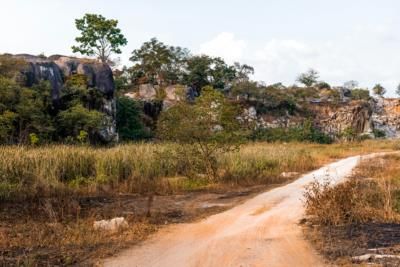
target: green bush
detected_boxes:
[373,128,386,138]
[351,89,370,100]
[116,97,150,141]
[251,120,332,144]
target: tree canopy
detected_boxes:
[129,38,189,85]
[297,69,319,87]
[372,84,386,97]
[72,13,128,63]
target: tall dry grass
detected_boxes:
[304,153,400,226]
[0,140,397,201]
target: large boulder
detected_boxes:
[53,56,115,96]
[12,54,115,99]
[8,54,117,142]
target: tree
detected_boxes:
[116,97,149,140]
[209,57,236,91]
[183,55,213,92]
[233,62,254,84]
[396,83,400,97]
[297,69,319,87]
[372,84,386,97]
[72,14,127,63]
[130,38,189,85]
[183,55,236,93]
[157,86,242,180]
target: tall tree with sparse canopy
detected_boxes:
[297,69,319,87]
[157,86,242,180]
[72,14,127,63]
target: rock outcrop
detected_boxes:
[9,54,117,142]
[124,84,197,119]
[372,98,400,138]
[310,101,373,137]
[239,100,376,138]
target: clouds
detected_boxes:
[198,28,400,96]
[199,32,247,64]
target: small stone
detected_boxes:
[93,217,128,232]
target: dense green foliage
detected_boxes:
[116,97,149,141]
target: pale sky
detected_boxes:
[1,0,400,95]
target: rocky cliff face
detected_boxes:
[309,101,373,137]
[10,54,117,142]
[372,98,400,138]
[241,99,400,139]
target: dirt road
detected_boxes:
[104,155,371,267]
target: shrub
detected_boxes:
[77,130,89,144]
[251,120,332,144]
[304,179,388,225]
[57,104,104,142]
[340,127,357,141]
[350,88,370,100]
[29,133,40,146]
[373,128,386,138]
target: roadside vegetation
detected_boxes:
[304,153,400,266]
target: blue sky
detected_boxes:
[1,0,400,95]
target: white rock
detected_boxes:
[280,172,300,178]
[353,253,400,262]
[93,217,128,232]
[139,84,156,100]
